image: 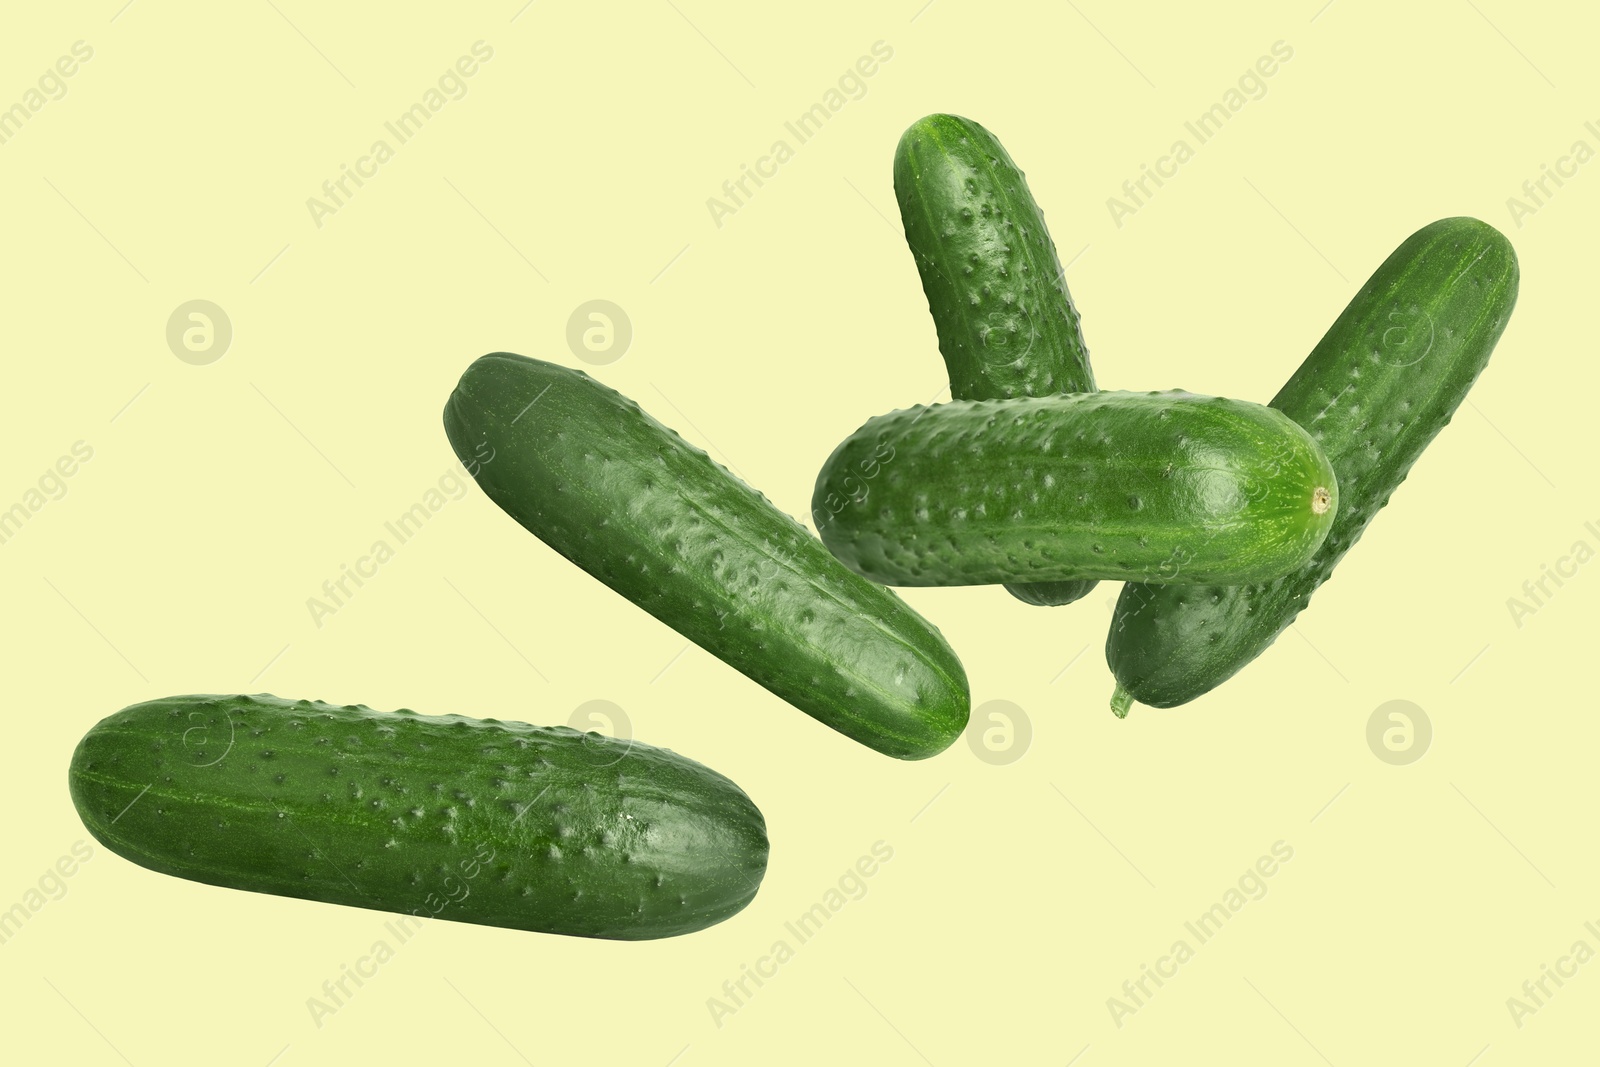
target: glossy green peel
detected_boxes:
[444,353,970,760]
[813,390,1337,587]
[1107,217,1519,712]
[69,694,769,939]
[894,113,1099,607]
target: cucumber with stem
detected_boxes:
[1107,217,1519,713]
[813,390,1337,588]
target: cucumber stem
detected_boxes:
[1110,684,1134,719]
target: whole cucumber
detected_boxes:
[1107,217,1519,713]
[68,694,768,940]
[812,391,1337,587]
[444,353,969,761]
[894,113,1098,607]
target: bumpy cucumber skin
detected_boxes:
[444,354,969,761]
[68,695,768,940]
[895,113,1097,608]
[813,391,1337,587]
[1107,218,1519,709]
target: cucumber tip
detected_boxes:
[1110,684,1134,719]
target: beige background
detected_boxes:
[2,1,1594,1063]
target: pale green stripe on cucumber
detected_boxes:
[69,694,769,940]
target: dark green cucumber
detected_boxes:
[894,112,1098,608]
[1107,217,1519,713]
[444,353,969,761]
[68,694,768,940]
[812,391,1337,587]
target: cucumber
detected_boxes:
[1107,217,1519,713]
[812,390,1337,587]
[444,353,969,761]
[894,112,1099,608]
[67,694,768,940]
